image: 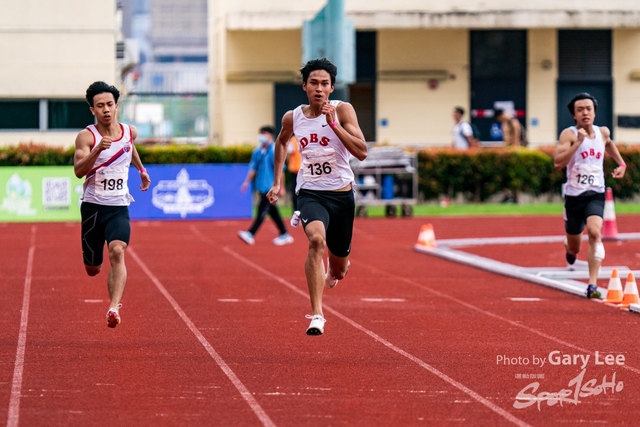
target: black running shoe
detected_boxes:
[566,252,576,265]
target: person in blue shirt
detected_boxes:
[238,125,293,246]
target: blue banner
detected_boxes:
[128,164,252,220]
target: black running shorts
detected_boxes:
[563,191,605,235]
[297,188,355,258]
[80,202,131,266]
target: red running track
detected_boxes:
[1,215,640,427]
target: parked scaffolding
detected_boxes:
[350,146,418,217]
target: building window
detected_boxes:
[0,101,40,129]
[48,100,94,129]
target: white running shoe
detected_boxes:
[106,303,123,329]
[238,231,255,245]
[324,260,350,289]
[290,211,301,227]
[272,233,293,246]
[305,314,326,335]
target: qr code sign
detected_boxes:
[42,177,70,207]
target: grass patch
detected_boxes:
[274,202,640,218]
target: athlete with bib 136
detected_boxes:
[554,93,626,298]
[74,81,151,328]
[266,58,368,335]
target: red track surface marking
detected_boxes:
[6,226,36,427]
[199,235,532,427]
[359,262,640,376]
[128,247,276,427]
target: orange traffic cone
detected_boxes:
[602,187,618,241]
[619,272,639,309]
[416,224,437,249]
[603,268,624,305]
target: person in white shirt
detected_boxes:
[266,58,368,335]
[73,81,151,328]
[452,106,475,149]
[554,92,626,298]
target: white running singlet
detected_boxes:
[564,125,606,197]
[293,100,355,192]
[81,123,135,206]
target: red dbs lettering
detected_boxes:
[299,134,330,149]
[580,148,602,159]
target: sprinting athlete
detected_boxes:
[554,92,626,298]
[73,81,150,327]
[266,58,368,335]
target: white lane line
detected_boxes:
[509,298,542,302]
[361,298,406,302]
[7,225,36,427]
[128,248,276,427]
[365,261,640,376]
[220,246,532,427]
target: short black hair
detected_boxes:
[567,92,598,115]
[85,81,120,107]
[259,125,275,135]
[454,106,464,115]
[300,58,337,86]
[494,109,504,119]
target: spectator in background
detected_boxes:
[451,106,477,149]
[238,125,293,246]
[494,109,522,147]
[494,109,522,203]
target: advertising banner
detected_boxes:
[0,166,84,222]
[0,164,253,222]
[128,164,252,220]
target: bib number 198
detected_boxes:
[99,178,124,191]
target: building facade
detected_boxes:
[209,0,640,146]
[0,0,116,147]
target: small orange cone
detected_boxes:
[603,268,624,304]
[602,187,618,241]
[619,272,639,308]
[416,224,437,249]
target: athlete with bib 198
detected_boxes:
[74,81,151,328]
[266,58,368,335]
[554,93,626,298]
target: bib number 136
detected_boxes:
[307,162,332,176]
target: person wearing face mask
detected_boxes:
[238,125,293,246]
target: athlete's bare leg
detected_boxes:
[107,240,128,309]
[586,215,604,285]
[304,221,326,316]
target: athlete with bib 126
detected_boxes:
[74,81,151,328]
[554,93,626,298]
[266,58,368,335]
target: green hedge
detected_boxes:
[2,142,638,199]
[0,143,253,166]
[418,146,640,200]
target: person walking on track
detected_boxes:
[554,92,626,298]
[266,58,368,335]
[73,81,150,328]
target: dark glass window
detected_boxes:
[471,31,527,79]
[48,100,94,129]
[558,30,611,81]
[0,101,40,129]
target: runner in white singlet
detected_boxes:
[266,58,368,335]
[74,81,151,328]
[554,93,626,297]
